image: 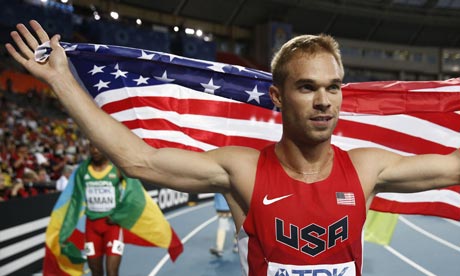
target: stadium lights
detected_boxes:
[196,29,203,37]
[184,28,195,35]
[61,0,68,3]
[110,11,119,20]
[173,26,180,32]
[136,18,142,25]
[93,11,101,21]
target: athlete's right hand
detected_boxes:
[5,20,71,87]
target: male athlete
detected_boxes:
[80,144,124,276]
[6,20,460,276]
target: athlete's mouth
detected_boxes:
[310,116,333,121]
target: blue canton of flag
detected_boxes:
[60,42,275,110]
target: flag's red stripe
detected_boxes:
[67,229,85,250]
[101,96,282,123]
[342,79,460,92]
[43,245,70,276]
[370,196,460,220]
[121,118,275,150]
[335,120,455,154]
[341,90,460,114]
[143,138,204,152]
[408,112,460,132]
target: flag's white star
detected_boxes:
[133,75,150,85]
[88,65,105,75]
[111,64,128,79]
[94,80,110,91]
[233,65,246,72]
[162,53,180,62]
[93,44,109,52]
[201,78,220,94]
[63,44,78,52]
[138,50,155,60]
[154,71,175,83]
[245,85,265,104]
[207,62,226,73]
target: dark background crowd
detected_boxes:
[0,56,89,201]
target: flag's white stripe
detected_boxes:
[94,84,238,107]
[111,106,282,141]
[332,136,411,155]
[377,190,460,207]
[410,86,460,92]
[339,114,460,148]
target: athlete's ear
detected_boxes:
[269,85,282,109]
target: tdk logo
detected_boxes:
[275,269,289,276]
[275,267,349,276]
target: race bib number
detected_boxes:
[86,186,116,212]
[84,242,95,256]
[267,260,356,276]
[111,240,125,255]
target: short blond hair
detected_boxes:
[271,34,344,87]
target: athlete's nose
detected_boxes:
[313,89,331,111]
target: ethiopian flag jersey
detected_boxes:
[43,158,183,275]
[80,163,121,219]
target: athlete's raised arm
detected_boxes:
[5,20,249,194]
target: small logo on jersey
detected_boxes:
[274,268,289,276]
[336,192,355,206]
[263,194,293,205]
[84,174,90,180]
[108,172,117,179]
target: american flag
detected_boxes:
[47,42,460,220]
[336,192,356,206]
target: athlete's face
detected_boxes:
[89,144,107,165]
[270,51,343,145]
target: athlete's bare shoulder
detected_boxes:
[207,145,261,206]
[347,147,400,199]
[207,145,261,173]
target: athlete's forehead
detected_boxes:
[284,52,344,86]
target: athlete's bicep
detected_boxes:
[121,146,231,193]
[375,150,460,193]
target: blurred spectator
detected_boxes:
[4,177,37,200]
[56,164,73,192]
[0,172,8,201]
[49,142,70,180]
[37,166,50,183]
[10,143,37,179]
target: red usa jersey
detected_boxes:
[239,143,366,276]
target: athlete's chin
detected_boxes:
[307,131,333,144]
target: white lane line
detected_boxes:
[384,245,436,276]
[399,216,460,252]
[148,215,217,276]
